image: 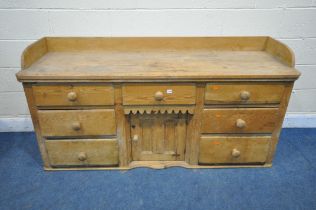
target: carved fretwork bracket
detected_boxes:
[123,106,195,115]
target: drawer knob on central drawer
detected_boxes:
[154,91,164,101]
[67,91,77,101]
[236,119,246,128]
[240,91,251,100]
[231,148,241,158]
[71,122,81,131]
[78,152,87,161]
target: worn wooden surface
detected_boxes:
[199,136,271,164]
[17,51,299,81]
[265,37,295,67]
[45,37,268,51]
[16,37,300,81]
[33,84,114,106]
[130,113,186,161]
[266,83,294,164]
[17,37,299,170]
[45,162,272,171]
[23,84,50,168]
[122,83,196,105]
[46,139,118,166]
[205,83,285,104]
[123,106,195,115]
[21,37,48,69]
[202,108,279,133]
[38,109,116,136]
[186,84,205,164]
[114,84,130,166]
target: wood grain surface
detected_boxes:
[46,139,118,166]
[122,83,196,105]
[130,113,187,161]
[202,108,280,133]
[38,109,116,136]
[205,83,285,104]
[16,37,300,81]
[33,84,114,106]
[199,135,271,164]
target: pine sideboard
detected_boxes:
[16,37,300,170]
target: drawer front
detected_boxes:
[199,136,271,164]
[38,109,116,137]
[33,85,114,106]
[46,139,118,166]
[122,84,196,105]
[205,83,284,104]
[202,108,279,133]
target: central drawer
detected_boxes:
[38,109,116,137]
[202,108,279,133]
[122,83,196,105]
[46,139,119,167]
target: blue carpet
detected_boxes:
[0,129,316,210]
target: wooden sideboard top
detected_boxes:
[16,37,300,82]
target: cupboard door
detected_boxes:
[130,113,186,161]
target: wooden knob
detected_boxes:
[67,91,77,101]
[240,91,250,100]
[72,122,81,131]
[236,119,246,128]
[78,152,87,161]
[132,134,139,142]
[154,91,164,101]
[232,148,241,158]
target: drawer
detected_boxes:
[38,109,116,137]
[46,139,118,167]
[202,108,279,133]
[199,136,271,164]
[205,83,285,104]
[122,83,196,105]
[33,85,114,106]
